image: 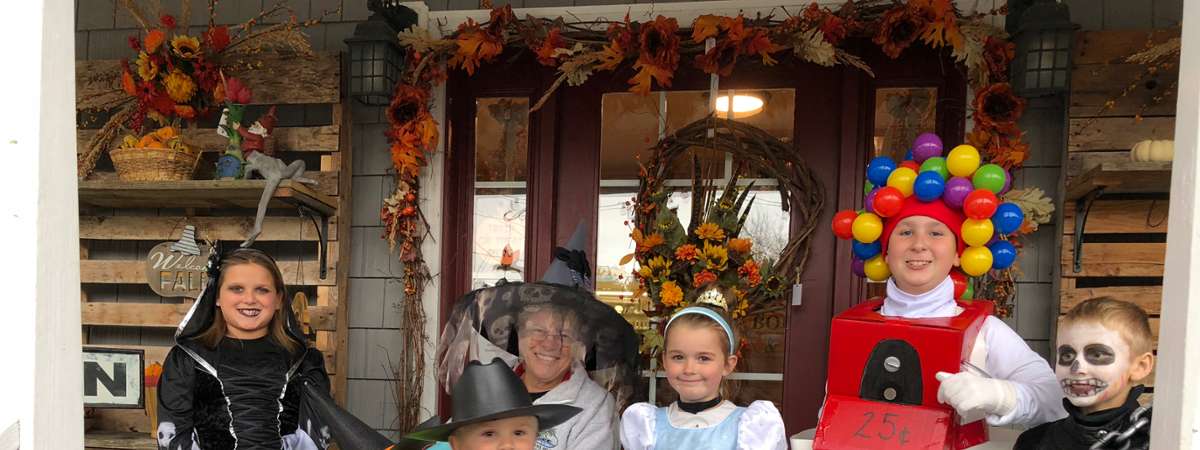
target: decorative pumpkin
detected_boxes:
[1130,139,1174,162]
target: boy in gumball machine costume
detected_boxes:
[814,133,1065,450]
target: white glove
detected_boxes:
[935,371,1016,424]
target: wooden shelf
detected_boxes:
[78,179,336,216]
[84,432,155,450]
[1065,161,1173,201]
[82,302,337,330]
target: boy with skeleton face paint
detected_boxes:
[1015,297,1155,450]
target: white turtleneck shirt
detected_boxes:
[879,276,1067,427]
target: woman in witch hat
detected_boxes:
[155,247,333,449]
[435,222,638,450]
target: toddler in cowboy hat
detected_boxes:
[405,358,582,450]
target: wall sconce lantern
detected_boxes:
[1011,0,1078,97]
[344,0,418,106]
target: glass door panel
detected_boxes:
[472,97,530,289]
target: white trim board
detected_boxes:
[402,0,446,430]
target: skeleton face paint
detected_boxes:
[1055,321,1132,412]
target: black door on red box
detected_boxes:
[439,43,965,434]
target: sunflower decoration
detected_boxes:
[170,35,202,60]
[659,281,684,307]
[117,18,225,133]
[92,1,317,143]
[163,69,197,103]
[135,52,160,81]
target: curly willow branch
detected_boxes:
[635,116,826,301]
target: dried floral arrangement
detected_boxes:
[77,0,330,179]
[625,118,824,352]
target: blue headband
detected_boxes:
[665,306,736,352]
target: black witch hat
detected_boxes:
[436,222,640,410]
[404,358,581,442]
[542,221,593,290]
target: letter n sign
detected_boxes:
[82,348,144,408]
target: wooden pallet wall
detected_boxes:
[1062,30,1178,394]
[77,52,353,433]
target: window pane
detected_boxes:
[1055,50,1069,69]
[1041,31,1056,50]
[598,93,661,180]
[1040,51,1056,72]
[472,97,529,289]
[1027,51,1041,69]
[1039,70,1054,89]
[598,88,795,406]
[873,87,937,160]
[1053,69,1066,88]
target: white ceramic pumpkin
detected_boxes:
[1130,139,1174,162]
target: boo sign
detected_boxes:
[82,348,144,408]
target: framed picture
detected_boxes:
[82,347,145,409]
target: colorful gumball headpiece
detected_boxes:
[830,132,1026,289]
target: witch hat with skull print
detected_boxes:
[435,221,641,410]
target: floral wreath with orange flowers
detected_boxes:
[625,117,824,353]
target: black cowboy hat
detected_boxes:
[405,358,581,442]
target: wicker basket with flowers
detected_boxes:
[109,126,200,181]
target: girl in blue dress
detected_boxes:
[620,288,787,450]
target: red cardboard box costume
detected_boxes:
[816,134,1065,450]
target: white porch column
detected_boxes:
[1156,0,1200,448]
[0,0,84,448]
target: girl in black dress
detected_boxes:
[157,247,331,450]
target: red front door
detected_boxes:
[440,43,965,434]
